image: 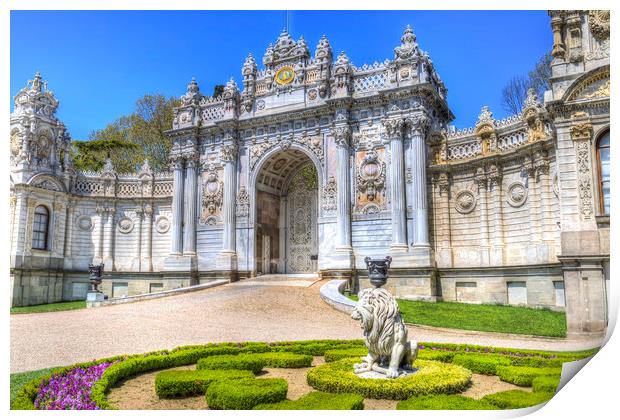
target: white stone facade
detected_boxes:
[9,11,610,335]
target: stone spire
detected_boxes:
[182,77,201,104]
[394,25,420,61]
[314,34,333,63]
[477,106,495,126]
[242,53,257,77]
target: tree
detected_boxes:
[501,54,552,115]
[71,94,180,173]
[213,84,225,97]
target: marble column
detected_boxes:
[94,205,105,263]
[170,156,184,255]
[136,207,143,271]
[475,168,490,266]
[102,206,116,270]
[220,144,238,254]
[436,173,453,267]
[63,200,75,257]
[384,118,407,252]
[332,126,352,250]
[488,168,505,266]
[408,117,430,248]
[183,157,198,255]
[142,204,153,271]
[536,152,554,250]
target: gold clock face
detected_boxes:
[275,66,295,85]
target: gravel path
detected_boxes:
[10,279,604,373]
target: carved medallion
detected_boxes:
[455,190,476,214]
[155,216,170,234]
[76,215,93,231]
[507,182,528,207]
[356,150,386,202]
[307,89,318,101]
[275,66,295,85]
[117,217,134,234]
[589,10,610,40]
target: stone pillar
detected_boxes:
[63,200,75,257]
[475,168,490,266]
[383,118,407,252]
[170,156,184,255]
[435,173,452,267]
[94,205,105,263]
[488,166,505,265]
[142,204,153,271]
[52,201,66,258]
[102,206,116,270]
[23,197,37,256]
[135,207,143,271]
[408,117,431,249]
[536,150,555,258]
[525,160,543,263]
[332,126,352,250]
[218,143,238,272]
[183,157,198,255]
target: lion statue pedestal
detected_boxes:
[351,256,419,379]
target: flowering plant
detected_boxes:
[34,361,115,410]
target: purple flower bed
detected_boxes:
[34,361,116,410]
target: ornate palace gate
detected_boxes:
[285,164,318,273]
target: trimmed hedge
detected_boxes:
[206,378,288,410]
[417,349,455,363]
[307,358,471,400]
[197,355,265,374]
[420,342,597,361]
[495,366,562,387]
[324,347,367,362]
[155,369,254,398]
[481,390,554,409]
[532,375,561,393]
[254,391,364,410]
[397,394,498,410]
[254,352,313,368]
[452,354,512,375]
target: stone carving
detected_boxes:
[155,216,170,234]
[249,134,324,170]
[117,217,134,234]
[522,89,547,143]
[351,256,416,379]
[576,140,594,219]
[394,25,419,62]
[507,182,528,207]
[219,144,237,163]
[475,106,497,156]
[286,166,317,273]
[455,190,476,214]
[589,10,610,40]
[356,150,386,202]
[235,185,250,217]
[201,165,223,224]
[76,215,93,231]
[321,176,337,214]
[553,174,559,198]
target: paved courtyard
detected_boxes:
[10,279,604,373]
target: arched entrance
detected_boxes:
[253,148,319,275]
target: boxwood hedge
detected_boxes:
[254,391,364,410]
[197,355,265,374]
[396,394,498,410]
[206,378,288,410]
[481,390,554,409]
[306,358,471,400]
[154,369,254,398]
[324,347,367,362]
[495,366,562,387]
[253,352,314,368]
[531,375,561,393]
[452,354,512,375]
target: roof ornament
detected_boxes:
[314,34,333,63]
[523,88,540,110]
[182,77,202,105]
[335,51,350,66]
[139,158,153,177]
[263,43,274,66]
[394,25,420,61]
[476,106,495,127]
[242,53,257,77]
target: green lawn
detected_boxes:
[10,367,57,404]
[10,301,86,315]
[346,295,566,338]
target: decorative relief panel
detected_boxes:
[155,216,170,234]
[320,176,337,215]
[354,148,387,214]
[506,182,528,208]
[249,134,324,170]
[236,185,250,217]
[454,190,476,214]
[76,215,93,231]
[200,164,223,225]
[117,217,134,234]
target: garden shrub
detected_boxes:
[396,394,498,410]
[495,366,561,387]
[253,352,313,368]
[481,390,554,409]
[324,347,367,362]
[452,354,512,375]
[507,356,565,368]
[531,375,561,393]
[155,369,254,398]
[417,349,455,363]
[306,358,471,400]
[196,354,265,374]
[254,391,364,410]
[206,378,288,410]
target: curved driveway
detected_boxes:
[10,279,603,373]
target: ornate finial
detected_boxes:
[102,157,115,173]
[242,53,257,76]
[523,88,540,109]
[187,77,199,94]
[394,25,419,61]
[226,77,238,91]
[139,158,152,176]
[314,35,333,62]
[477,106,494,126]
[335,51,350,65]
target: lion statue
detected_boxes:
[351,287,418,378]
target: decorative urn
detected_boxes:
[364,256,392,288]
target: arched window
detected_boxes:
[597,131,610,215]
[32,205,50,250]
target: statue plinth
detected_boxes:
[350,256,419,379]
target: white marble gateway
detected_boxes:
[9,12,610,336]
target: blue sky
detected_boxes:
[11,10,551,140]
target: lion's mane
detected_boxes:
[355,288,403,357]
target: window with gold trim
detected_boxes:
[596,131,610,215]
